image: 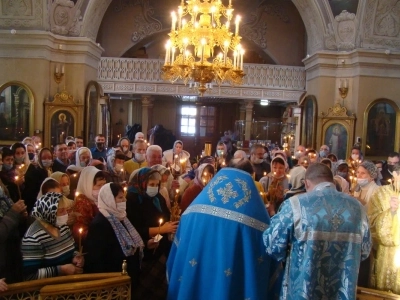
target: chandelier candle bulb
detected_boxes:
[171,12,177,31]
[235,15,241,36]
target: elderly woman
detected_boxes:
[72,166,106,243]
[180,163,215,214]
[353,161,379,208]
[126,167,179,299]
[162,140,191,174]
[75,147,92,168]
[21,192,83,280]
[85,183,145,293]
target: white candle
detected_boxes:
[235,15,241,36]
[61,65,65,74]
[55,66,59,74]
[171,12,177,31]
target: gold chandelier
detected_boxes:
[162,0,245,96]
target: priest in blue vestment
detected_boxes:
[167,167,273,300]
[263,163,371,299]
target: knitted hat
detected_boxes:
[360,161,378,179]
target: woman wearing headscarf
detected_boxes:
[22,147,53,213]
[71,166,106,243]
[0,180,27,284]
[126,167,179,299]
[259,156,289,216]
[167,167,273,299]
[284,163,306,200]
[75,147,93,169]
[180,163,215,214]
[353,161,379,209]
[84,183,145,294]
[21,192,83,280]
[162,140,191,174]
[151,164,172,209]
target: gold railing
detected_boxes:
[0,273,130,300]
[357,287,400,300]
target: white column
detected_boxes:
[128,100,133,125]
[244,100,254,141]
[141,95,152,138]
[292,106,302,148]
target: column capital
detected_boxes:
[141,95,153,106]
[244,100,254,110]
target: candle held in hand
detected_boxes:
[158,218,163,235]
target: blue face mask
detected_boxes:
[42,160,53,168]
[14,156,24,164]
[319,151,327,158]
[216,150,224,157]
[80,161,87,167]
[2,163,13,171]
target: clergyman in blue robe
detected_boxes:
[263,163,371,299]
[167,167,273,300]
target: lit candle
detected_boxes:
[123,186,127,195]
[14,176,21,199]
[235,15,241,36]
[78,227,83,254]
[171,12,177,31]
[263,172,267,176]
[158,218,163,235]
[75,191,79,200]
[240,48,245,70]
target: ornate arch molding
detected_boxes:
[80,0,112,40]
[291,0,326,54]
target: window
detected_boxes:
[180,106,197,136]
[199,106,215,137]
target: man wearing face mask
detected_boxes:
[381,152,399,185]
[263,163,371,299]
[52,143,70,173]
[117,137,133,161]
[90,134,107,161]
[250,144,271,181]
[123,139,147,177]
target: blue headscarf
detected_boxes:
[167,167,273,299]
[127,167,162,212]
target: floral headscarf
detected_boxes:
[31,192,63,226]
[128,167,162,212]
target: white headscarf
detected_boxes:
[76,166,101,202]
[37,177,58,199]
[75,147,92,168]
[98,183,126,220]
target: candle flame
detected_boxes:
[79,228,83,234]
[15,176,19,180]
[175,189,179,194]
[159,218,163,225]
[75,192,79,197]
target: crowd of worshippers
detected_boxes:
[0,132,399,299]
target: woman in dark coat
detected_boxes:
[0,180,27,284]
[126,168,178,300]
[84,183,145,294]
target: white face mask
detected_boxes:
[135,153,145,162]
[351,154,359,161]
[62,186,70,196]
[115,164,124,172]
[146,186,159,197]
[116,202,126,212]
[357,178,370,187]
[56,214,68,227]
